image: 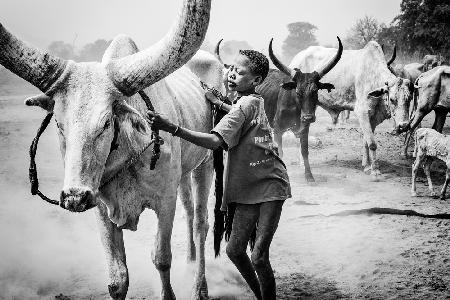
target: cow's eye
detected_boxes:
[103,119,111,131]
[55,120,64,132]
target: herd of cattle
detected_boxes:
[0,0,449,299]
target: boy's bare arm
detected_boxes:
[146,110,225,150]
[175,127,225,150]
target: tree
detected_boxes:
[344,16,381,49]
[282,22,318,62]
[395,0,450,56]
[76,39,111,62]
[47,41,76,60]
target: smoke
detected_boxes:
[0,96,250,299]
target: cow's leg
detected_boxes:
[191,157,213,300]
[432,107,447,133]
[362,140,371,174]
[411,153,424,197]
[440,168,450,200]
[404,131,413,158]
[274,131,283,158]
[358,111,380,178]
[153,198,177,300]
[298,122,315,182]
[179,174,196,262]
[95,203,129,300]
[423,157,438,197]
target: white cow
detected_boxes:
[411,128,450,200]
[290,41,412,178]
[1,0,215,299]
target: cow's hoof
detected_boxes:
[440,194,446,200]
[161,287,176,300]
[108,283,127,300]
[411,191,418,197]
[305,173,315,183]
[363,166,371,174]
[430,191,438,198]
[370,170,382,181]
[192,277,208,300]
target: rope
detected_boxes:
[28,112,59,205]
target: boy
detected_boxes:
[147,50,291,300]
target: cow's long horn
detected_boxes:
[317,36,343,79]
[0,23,67,93]
[387,43,397,66]
[106,0,211,96]
[214,39,224,64]
[268,38,295,78]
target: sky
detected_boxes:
[0,0,402,54]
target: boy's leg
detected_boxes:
[226,203,262,300]
[251,200,284,300]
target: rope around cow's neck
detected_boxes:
[28,91,162,207]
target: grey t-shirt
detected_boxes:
[212,94,292,210]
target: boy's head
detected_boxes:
[227,50,269,93]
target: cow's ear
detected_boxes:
[24,94,55,112]
[281,81,296,90]
[113,101,147,134]
[368,87,388,98]
[318,82,335,93]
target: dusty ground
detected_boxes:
[1,84,450,299]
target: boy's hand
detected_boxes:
[147,111,178,134]
[205,91,222,106]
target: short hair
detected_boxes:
[239,49,269,81]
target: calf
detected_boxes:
[411,128,450,199]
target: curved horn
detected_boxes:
[268,38,294,78]
[214,38,224,64]
[0,23,67,93]
[106,0,212,96]
[387,43,397,66]
[317,36,343,79]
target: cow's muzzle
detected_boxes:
[395,122,410,134]
[60,188,96,212]
[301,114,316,123]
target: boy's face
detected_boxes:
[227,54,262,93]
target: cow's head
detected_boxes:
[368,77,412,134]
[379,44,413,133]
[268,37,343,124]
[1,0,211,212]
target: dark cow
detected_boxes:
[213,38,342,182]
[256,38,343,182]
[406,66,450,134]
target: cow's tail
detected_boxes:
[213,148,226,257]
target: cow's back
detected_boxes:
[290,46,359,110]
[289,42,396,111]
[417,128,450,165]
[403,63,424,83]
[145,66,213,173]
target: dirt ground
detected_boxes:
[2,85,450,299]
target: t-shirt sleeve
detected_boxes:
[212,105,246,150]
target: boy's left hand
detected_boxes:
[147,111,177,134]
[205,91,222,106]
